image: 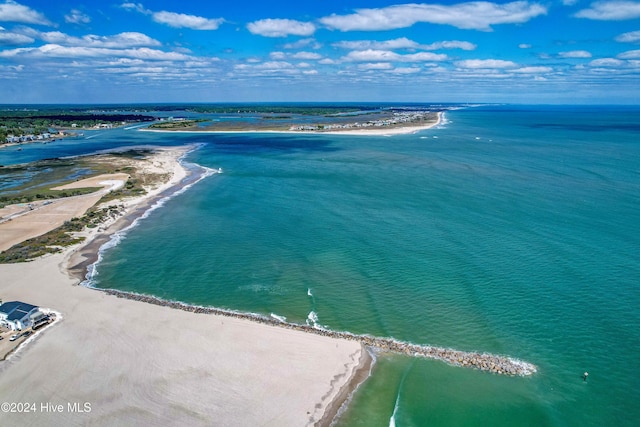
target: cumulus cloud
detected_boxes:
[152,11,224,30]
[319,1,547,32]
[23,30,162,48]
[615,30,640,42]
[65,9,90,24]
[558,50,592,58]
[334,37,419,50]
[234,60,302,76]
[510,66,552,73]
[519,43,532,48]
[0,44,193,61]
[0,0,52,25]
[617,49,640,58]
[342,49,447,62]
[283,38,321,49]
[291,51,323,60]
[575,1,640,20]
[358,62,394,70]
[247,18,316,37]
[121,3,151,14]
[387,66,421,74]
[456,59,518,68]
[334,37,475,51]
[121,3,223,30]
[0,26,33,45]
[424,40,477,50]
[589,57,625,66]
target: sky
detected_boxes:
[0,0,639,104]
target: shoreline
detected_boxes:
[0,145,368,426]
[141,111,443,136]
[0,137,535,424]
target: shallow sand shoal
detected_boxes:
[0,146,367,426]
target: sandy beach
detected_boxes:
[142,111,443,137]
[0,146,367,426]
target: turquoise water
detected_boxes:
[3,105,639,426]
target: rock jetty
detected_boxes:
[100,288,537,376]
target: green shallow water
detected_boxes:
[86,105,639,426]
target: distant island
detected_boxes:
[1,104,445,146]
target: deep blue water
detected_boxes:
[2,105,639,426]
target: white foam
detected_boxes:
[306,311,320,329]
[82,148,220,288]
[307,288,313,297]
[270,313,287,322]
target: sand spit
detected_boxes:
[141,112,443,137]
[97,288,537,377]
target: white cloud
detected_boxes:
[358,62,394,70]
[65,9,90,24]
[267,51,324,65]
[247,19,315,37]
[615,30,640,42]
[558,50,592,58]
[510,66,553,73]
[423,40,476,50]
[456,59,518,68]
[24,30,162,48]
[334,37,419,50]
[0,0,52,25]
[302,69,318,75]
[334,38,475,52]
[319,1,547,32]
[152,11,224,30]
[0,27,33,45]
[121,3,151,14]
[589,58,625,66]
[343,49,447,62]
[234,60,301,75]
[562,0,579,5]
[0,44,193,61]
[291,51,322,60]
[386,66,421,74]
[618,49,640,58]
[519,43,532,48]
[575,1,640,20]
[283,38,321,49]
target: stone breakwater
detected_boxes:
[100,288,537,376]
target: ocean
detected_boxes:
[2,105,638,426]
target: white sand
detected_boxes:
[0,147,188,252]
[142,111,443,137]
[0,147,365,426]
[0,173,128,252]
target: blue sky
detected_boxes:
[0,0,639,103]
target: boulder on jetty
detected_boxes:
[100,288,537,376]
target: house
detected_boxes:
[0,301,41,331]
